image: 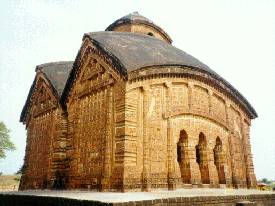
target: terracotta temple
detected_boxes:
[19,12,258,192]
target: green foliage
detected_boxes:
[15,164,25,175]
[0,121,16,158]
[13,175,21,182]
[15,167,22,175]
[261,178,272,184]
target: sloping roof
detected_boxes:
[105,12,172,43]
[86,32,213,73]
[20,61,73,122]
[36,61,73,96]
[62,32,257,118]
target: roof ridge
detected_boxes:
[85,31,164,41]
[36,61,73,71]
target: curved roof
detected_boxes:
[36,61,73,96]
[105,12,172,43]
[85,32,212,73]
[62,32,257,119]
[20,61,73,122]
[62,31,211,99]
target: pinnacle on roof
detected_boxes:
[105,12,172,44]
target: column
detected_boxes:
[238,116,248,188]
[167,117,177,190]
[188,82,193,110]
[101,86,112,191]
[142,86,151,191]
[208,89,213,115]
[188,142,201,185]
[178,138,191,184]
[242,119,257,188]
[225,102,239,188]
[208,146,219,187]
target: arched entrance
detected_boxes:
[195,132,210,184]
[177,130,191,184]
[213,137,226,184]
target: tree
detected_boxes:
[15,164,25,175]
[261,178,271,184]
[0,121,16,158]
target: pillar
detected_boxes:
[142,86,151,191]
[167,117,178,190]
[208,146,219,187]
[188,145,202,185]
[225,101,238,187]
[242,119,257,188]
[177,135,191,184]
[101,86,112,191]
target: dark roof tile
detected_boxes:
[20,61,73,122]
[36,61,73,96]
[62,32,257,118]
[85,32,211,73]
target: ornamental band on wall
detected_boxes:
[19,12,257,192]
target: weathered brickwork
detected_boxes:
[120,73,256,191]
[19,12,257,192]
[20,73,68,189]
[65,43,126,190]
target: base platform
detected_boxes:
[0,189,274,206]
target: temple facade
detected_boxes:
[19,12,257,191]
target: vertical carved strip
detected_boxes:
[167,117,177,190]
[188,142,201,185]
[239,115,248,187]
[102,86,112,191]
[208,89,213,115]
[208,144,219,186]
[225,101,235,187]
[242,120,257,188]
[142,86,151,191]
[188,82,193,110]
[165,82,176,190]
[67,100,78,188]
[48,112,54,188]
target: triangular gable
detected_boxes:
[20,62,73,123]
[69,55,116,102]
[61,37,125,105]
[31,75,58,118]
[20,72,59,124]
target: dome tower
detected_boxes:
[106,12,172,44]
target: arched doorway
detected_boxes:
[177,130,191,184]
[213,137,226,184]
[195,132,210,184]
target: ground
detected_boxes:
[0,175,20,191]
[2,188,275,203]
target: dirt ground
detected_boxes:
[0,175,20,191]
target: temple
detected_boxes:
[19,12,257,191]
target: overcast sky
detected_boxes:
[0,0,274,180]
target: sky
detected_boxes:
[0,0,274,180]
